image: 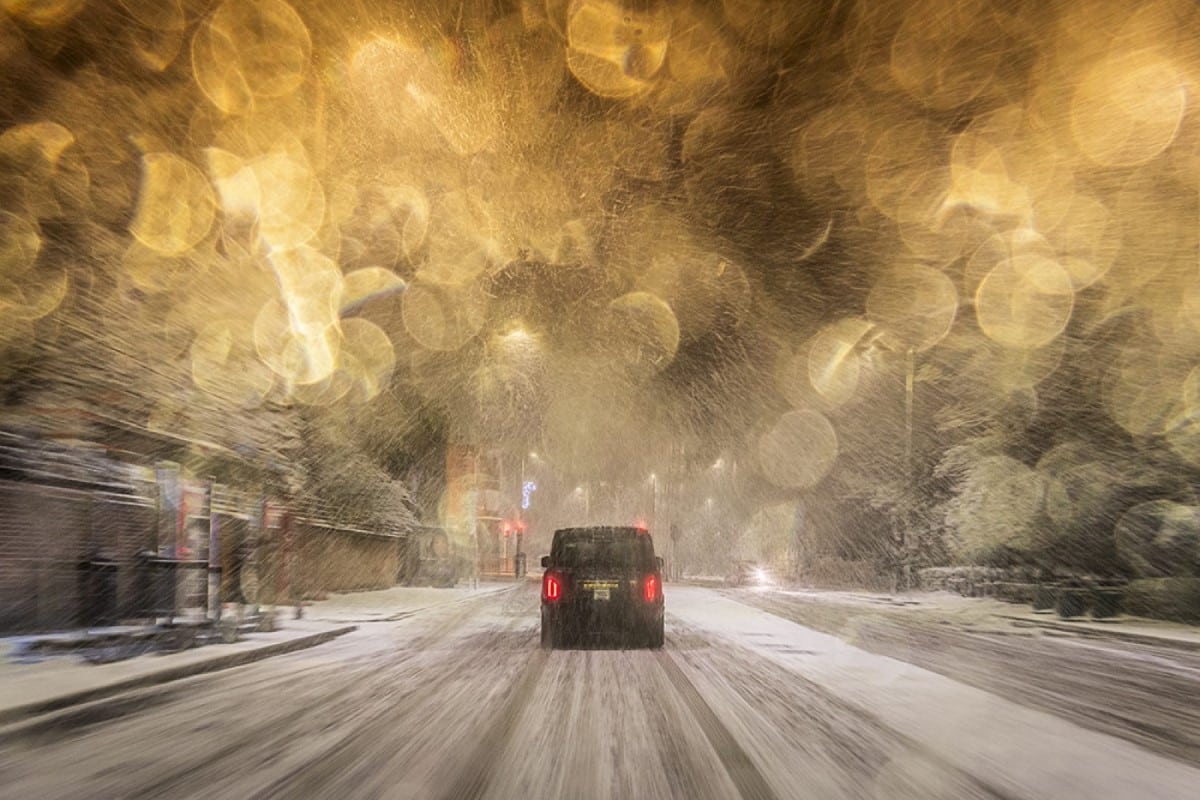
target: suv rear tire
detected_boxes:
[647,621,664,649]
[541,622,555,649]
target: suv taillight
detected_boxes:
[643,573,660,603]
[543,571,562,602]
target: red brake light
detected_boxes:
[643,574,660,603]
[543,572,562,602]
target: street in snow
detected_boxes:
[2,582,1198,800]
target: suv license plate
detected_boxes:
[593,588,610,601]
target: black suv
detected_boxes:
[540,526,665,649]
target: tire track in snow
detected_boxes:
[131,587,519,800]
[655,649,780,800]
[441,646,550,800]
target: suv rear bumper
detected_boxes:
[542,599,663,636]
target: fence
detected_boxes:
[0,479,156,632]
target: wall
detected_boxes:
[291,521,404,600]
[0,430,414,630]
[253,517,408,604]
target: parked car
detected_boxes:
[540,525,665,649]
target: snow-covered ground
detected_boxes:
[669,586,1200,800]
[2,583,1197,799]
[301,581,518,623]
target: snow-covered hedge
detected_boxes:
[1122,578,1200,623]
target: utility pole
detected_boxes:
[903,346,915,590]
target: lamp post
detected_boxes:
[903,345,915,589]
[516,452,537,577]
[854,331,914,589]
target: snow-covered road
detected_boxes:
[1,583,1196,799]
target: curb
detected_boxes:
[996,614,1200,652]
[0,625,357,728]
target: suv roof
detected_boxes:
[550,526,656,569]
[553,525,649,537]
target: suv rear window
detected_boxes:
[551,527,656,569]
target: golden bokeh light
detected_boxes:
[1104,344,1192,437]
[8,269,67,320]
[253,295,338,388]
[806,318,876,407]
[1042,192,1120,290]
[121,240,201,294]
[948,128,1032,221]
[0,121,82,222]
[964,228,1055,298]
[0,210,40,280]
[121,0,187,72]
[118,0,185,32]
[889,0,1004,110]
[251,146,325,248]
[975,253,1075,349]
[866,263,958,352]
[1,0,85,27]
[258,246,344,386]
[129,151,216,256]
[865,118,946,221]
[1070,50,1186,168]
[422,190,503,285]
[606,291,681,376]
[479,13,566,128]
[758,410,839,490]
[566,0,670,99]
[191,0,312,115]
[992,336,1066,393]
[646,5,729,115]
[338,317,396,404]
[401,279,487,353]
[341,267,406,316]
[204,146,260,220]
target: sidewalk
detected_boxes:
[301,580,517,624]
[749,583,1200,651]
[0,618,356,726]
[0,582,518,728]
[991,605,1200,650]
[673,586,1200,800]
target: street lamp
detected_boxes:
[515,451,539,577]
[854,330,915,587]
